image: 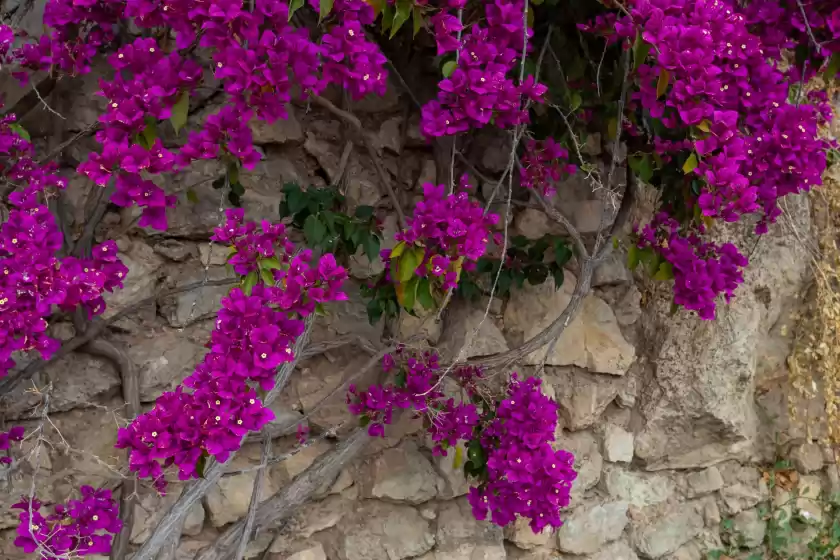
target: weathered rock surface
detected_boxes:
[364,442,442,504]
[505,274,635,375]
[603,424,634,463]
[557,501,629,554]
[629,502,705,558]
[440,300,509,361]
[336,501,435,560]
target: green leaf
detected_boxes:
[682,153,699,174]
[526,264,549,286]
[633,30,651,70]
[242,270,259,296]
[453,444,464,470]
[141,119,158,149]
[627,244,641,270]
[304,214,327,245]
[652,261,674,281]
[390,0,411,38]
[397,247,424,283]
[359,414,371,427]
[466,439,486,468]
[366,298,383,324]
[314,302,326,316]
[394,369,407,388]
[365,0,385,17]
[195,452,208,478]
[260,257,282,270]
[396,275,419,310]
[511,235,530,248]
[442,60,457,78]
[552,267,565,289]
[319,0,334,19]
[381,2,394,32]
[569,91,582,112]
[8,123,29,141]
[170,91,189,134]
[363,233,381,262]
[656,68,670,98]
[390,241,407,260]
[186,188,199,204]
[289,0,305,18]
[417,277,434,310]
[826,53,840,82]
[354,205,375,220]
[554,243,572,267]
[286,186,307,214]
[412,6,423,37]
[260,268,275,286]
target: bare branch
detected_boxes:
[233,433,270,560]
[194,428,370,560]
[307,95,407,229]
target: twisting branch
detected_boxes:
[306,95,407,229]
[131,319,313,560]
[233,432,270,560]
[194,428,370,560]
[0,278,238,397]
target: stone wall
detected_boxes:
[0,72,831,560]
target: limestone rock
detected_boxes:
[603,467,673,508]
[336,501,435,560]
[378,116,402,153]
[554,430,603,499]
[548,368,627,430]
[586,540,639,560]
[123,327,207,402]
[684,467,724,498]
[415,159,437,189]
[513,208,561,240]
[102,240,164,318]
[206,470,282,527]
[614,286,642,327]
[730,509,765,549]
[131,487,205,543]
[603,425,634,463]
[567,200,606,234]
[365,443,442,504]
[284,440,332,479]
[593,253,632,287]
[504,274,635,375]
[629,502,704,559]
[433,498,506,560]
[441,300,509,361]
[505,516,552,550]
[398,309,442,345]
[557,501,629,554]
[159,263,237,328]
[1,352,120,418]
[791,443,823,473]
[153,239,195,262]
[434,441,470,499]
[250,106,303,144]
[634,195,811,470]
[281,544,328,560]
[720,483,764,516]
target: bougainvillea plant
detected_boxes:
[0,0,835,555]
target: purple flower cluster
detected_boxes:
[519,138,577,197]
[212,208,295,275]
[348,357,577,533]
[637,213,748,320]
[77,37,200,230]
[117,215,347,492]
[13,486,121,558]
[390,182,499,289]
[0,112,127,378]
[468,375,576,533]
[0,426,25,465]
[610,0,832,232]
[742,0,840,76]
[421,0,547,136]
[320,0,388,99]
[18,0,392,234]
